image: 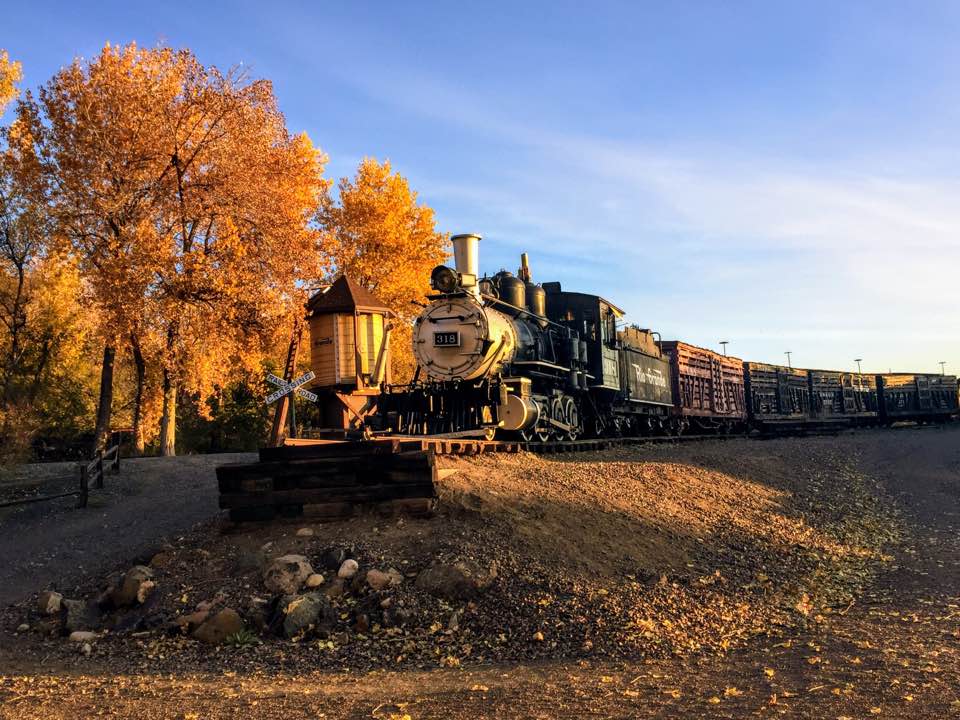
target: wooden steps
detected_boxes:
[218,446,438,523]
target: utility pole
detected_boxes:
[855,358,863,375]
[719,340,729,356]
[784,351,792,369]
[939,361,946,376]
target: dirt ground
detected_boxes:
[1,426,959,718]
[0,453,254,605]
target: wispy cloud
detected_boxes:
[291,34,960,372]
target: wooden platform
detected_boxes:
[218,444,440,523]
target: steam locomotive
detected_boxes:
[377,233,693,439]
[373,233,958,439]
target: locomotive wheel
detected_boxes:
[563,396,580,441]
[482,427,497,441]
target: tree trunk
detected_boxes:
[131,336,146,455]
[92,344,116,452]
[159,367,177,457]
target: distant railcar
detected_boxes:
[876,373,959,423]
[807,369,879,425]
[744,362,811,428]
[661,341,747,433]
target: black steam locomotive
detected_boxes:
[376,234,683,440]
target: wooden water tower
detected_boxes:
[305,276,393,432]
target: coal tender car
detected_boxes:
[375,234,675,440]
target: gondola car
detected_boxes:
[876,373,959,424]
[743,362,811,429]
[807,369,879,425]
[661,341,747,433]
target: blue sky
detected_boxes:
[5,1,959,373]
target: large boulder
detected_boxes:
[37,590,63,615]
[263,555,314,595]
[110,566,155,607]
[278,592,335,638]
[415,559,497,602]
[61,599,101,633]
[192,608,244,645]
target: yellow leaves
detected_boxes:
[664,689,681,699]
[470,685,488,692]
[807,656,822,665]
[723,686,742,697]
[0,50,22,115]
[869,708,882,715]
[795,593,813,616]
[532,631,545,642]
[707,696,721,704]
[622,690,639,698]
[439,655,460,668]
[319,157,447,382]
[763,667,776,678]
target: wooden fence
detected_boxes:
[0,438,121,510]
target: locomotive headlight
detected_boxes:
[430,265,460,294]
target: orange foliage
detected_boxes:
[0,51,21,116]
[24,43,330,453]
[319,158,447,380]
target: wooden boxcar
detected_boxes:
[808,369,879,424]
[660,341,747,432]
[876,373,959,423]
[743,362,811,427]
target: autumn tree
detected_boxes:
[0,51,21,116]
[318,158,448,380]
[21,44,175,450]
[24,43,328,454]
[146,58,328,456]
[1,100,97,458]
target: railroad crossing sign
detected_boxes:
[265,371,318,404]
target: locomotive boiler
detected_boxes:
[375,233,675,439]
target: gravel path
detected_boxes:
[0,453,254,606]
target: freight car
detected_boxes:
[743,362,811,429]
[661,341,747,433]
[808,369,879,425]
[876,373,959,424]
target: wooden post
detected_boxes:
[77,465,88,509]
[111,444,120,473]
[95,451,104,489]
[270,319,303,447]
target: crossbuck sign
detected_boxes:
[265,371,318,404]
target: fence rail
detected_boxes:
[0,437,121,509]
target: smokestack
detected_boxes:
[518,253,531,282]
[451,233,481,296]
